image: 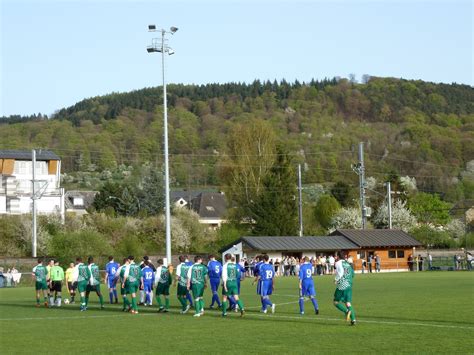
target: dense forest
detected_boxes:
[1,77,473,202]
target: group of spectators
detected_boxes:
[0,266,21,287]
[239,255,344,277]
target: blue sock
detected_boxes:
[299,298,304,313]
[266,298,273,307]
[109,291,113,303]
[260,297,264,308]
[311,298,319,311]
[145,293,150,304]
[216,293,221,307]
[113,290,117,301]
[186,293,193,306]
[229,296,236,308]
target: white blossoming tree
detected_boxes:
[373,200,417,232]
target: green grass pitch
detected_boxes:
[0,272,473,353]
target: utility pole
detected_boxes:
[352,142,367,229]
[32,149,37,257]
[386,181,392,229]
[298,164,303,237]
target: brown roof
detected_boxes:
[330,229,422,248]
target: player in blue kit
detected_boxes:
[207,255,222,309]
[252,255,264,310]
[105,256,119,304]
[257,254,275,314]
[142,260,155,306]
[298,256,319,315]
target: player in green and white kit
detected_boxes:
[187,255,208,317]
[175,255,192,314]
[32,258,49,307]
[154,259,172,312]
[76,257,91,311]
[222,254,245,317]
[333,252,356,325]
[85,256,104,309]
[116,258,130,311]
[122,255,143,314]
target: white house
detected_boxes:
[0,150,64,215]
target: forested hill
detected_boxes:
[1,77,473,201]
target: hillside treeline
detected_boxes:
[1,77,473,201]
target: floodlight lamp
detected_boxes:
[147,46,160,53]
[170,26,178,33]
[148,24,156,30]
[168,48,175,55]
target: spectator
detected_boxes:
[320,255,327,275]
[11,267,20,286]
[274,258,280,276]
[428,253,433,270]
[375,254,381,273]
[418,254,424,271]
[361,258,366,274]
[467,252,473,271]
[408,254,414,271]
[328,255,335,274]
[290,257,297,276]
[368,255,373,273]
[5,268,12,287]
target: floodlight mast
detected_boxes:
[147,25,178,266]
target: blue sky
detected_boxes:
[1,0,472,116]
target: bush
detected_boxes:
[48,230,112,265]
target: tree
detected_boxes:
[372,200,417,232]
[408,192,452,225]
[314,194,341,230]
[220,119,277,222]
[330,207,363,231]
[249,147,299,236]
[331,181,354,207]
[136,164,165,215]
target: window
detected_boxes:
[73,197,84,206]
[359,251,366,259]
[389,250,405,259]
[205,206,215,211]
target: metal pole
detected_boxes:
[358,142,367,229]
[298,164,303,237]
[32,149,37,257]
[162,29,172,266]
[387,181,392,229]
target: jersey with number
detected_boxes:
[155,266,172,286]
[188,263,208,286]
[222,262,240,283]
[127,263,142,284]
[142,266,155,285]
[299,262,314,283]
[176,263,191,287]
[207,260,222,279]
[77,263,90,282]
[32,265,48,282]
[89,264,101,285]
[335,260,354,290]
[259,263,274,281]
[106,261,119,281]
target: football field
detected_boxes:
[0,272,473,354]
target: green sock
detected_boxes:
[348,306,356,321]
[36,298,40,305]
[131,297,137,311]
[99,295,104,306]
[335,303,347,314]
[80,296,85,306]
[194,299,200,313]
[178,297,186,310]
[165,298,170,310]
[85,297,89,306]
[123,297,130,309]
[199,299,204,312]
[222,301,228,314]
[237,300,244,310]
[156,296,163,307]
